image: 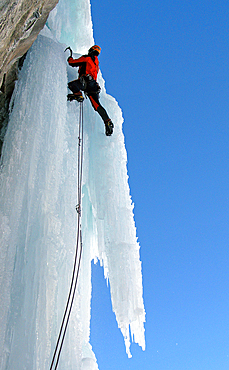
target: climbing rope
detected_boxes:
[50,102,84,370]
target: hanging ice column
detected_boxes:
[0,0,145,369]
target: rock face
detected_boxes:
[0,0,59,151]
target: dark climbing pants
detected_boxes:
[68,77,110,122]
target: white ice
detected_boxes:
[0,0,145,369]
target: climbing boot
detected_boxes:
[105,119,114,136]
[67,92,84,102]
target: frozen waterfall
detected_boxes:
[0,0,145,369]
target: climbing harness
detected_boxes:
[50,102,84,370]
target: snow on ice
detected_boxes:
[0,0,145,369]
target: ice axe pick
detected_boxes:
[64,46,73,58]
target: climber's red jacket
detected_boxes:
[68,54,99,81]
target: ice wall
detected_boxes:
[0,0,145,369]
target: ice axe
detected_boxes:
[64,46,73,58]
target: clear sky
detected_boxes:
[89,1,229,369]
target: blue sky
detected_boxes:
[89,1,229,369]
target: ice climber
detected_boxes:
[67,45,114,136]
